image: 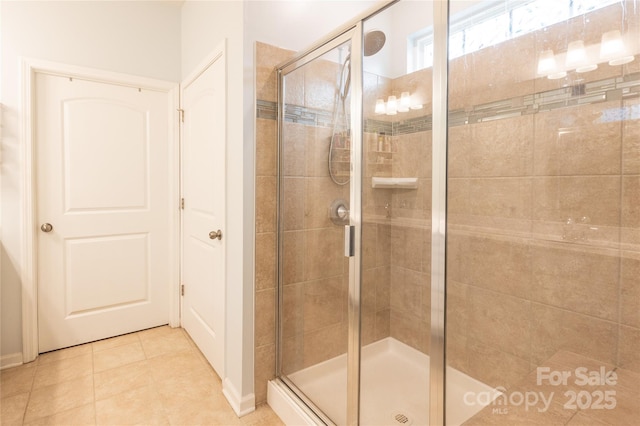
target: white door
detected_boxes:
[36,73,172,353]
[181,48,226,377]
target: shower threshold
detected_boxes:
[268,337,500,425]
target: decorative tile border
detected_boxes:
[257,72,640,135]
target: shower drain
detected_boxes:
[391,411,413,425]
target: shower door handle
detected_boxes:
[344,225,355,257]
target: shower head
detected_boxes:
[364,30,386,56]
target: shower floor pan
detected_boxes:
[269,337,499,426]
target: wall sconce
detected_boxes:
[537,49,566,79]
[375,92,424,115]
[566,40,597,73]
[600,30,634,65]
[386,95,398,115]
[398,92,411,113]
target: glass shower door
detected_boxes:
[446,1,640,424]
[277,32,357,425]
[358,2,435,425]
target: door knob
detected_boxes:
[209,230,222,240]
[41,223,53,232]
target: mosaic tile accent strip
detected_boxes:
[257,72,640,135]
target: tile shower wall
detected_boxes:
[254,1,639,405]
[444,2,640,391]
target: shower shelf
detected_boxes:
[372,177,418,189]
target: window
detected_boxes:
[407,0,622,72]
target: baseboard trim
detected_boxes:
[222,377,256,417]
[0,352,23,370]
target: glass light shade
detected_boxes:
[538,49,567,79]
[566,40,598,73]
[600,30,634,65]
[398,92,411,112]
[386,95,398,115]
[375,99,386,115]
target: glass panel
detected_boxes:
[278,39,352,424]
[446,1,640,425]
[359,2,434,424]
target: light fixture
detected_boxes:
[537,49,567,79]
[566,40,597,73]
[386,95,397,115]
[398,92,411,112]
[600,30,634,65]
[375,99,386,115]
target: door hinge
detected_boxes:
[177,108,184,123]
[180,198,184,209]
[181,284,185,296]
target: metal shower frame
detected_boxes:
[274,1,450,424]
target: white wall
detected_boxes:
[0,0,181,365]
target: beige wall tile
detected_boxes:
[469,177,532,220]
[464,340,531,390]
[255,232,276,292]
[302,323,347,368]
[306,126,332,178]
[622,176,640,230]
[465,235,532,297]
[255,289,276,348]
[303,177,344,229]
[282,122,307,177]
[621,255,640,329]
[530,243,619,320]
[534,102,622,176]
[447,125,470,178]
[304,57,340,111]
[618,325,640,373]
[255,344,276,405]
[304,276,344,333]
[470,115,534,177]
[533,176,621,227]
[622,98,640,174]
[449,33,535,110]
[255,176,277,233]
[256,42,293,103]
[281,283,304,340]
[530,303,617,365]
[282,177,304,231]
[303,228,344,281]
[390,311,429,354]
[256,118,277,177]
[282,231,304,285]
[467,286,531,359]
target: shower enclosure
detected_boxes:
[269,0,640,424]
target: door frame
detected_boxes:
[20,58,181,362]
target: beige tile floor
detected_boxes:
[0,326,285,426]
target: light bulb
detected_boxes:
[375,99,386,115]
[537,49,567,79]
[566,40,597,73]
